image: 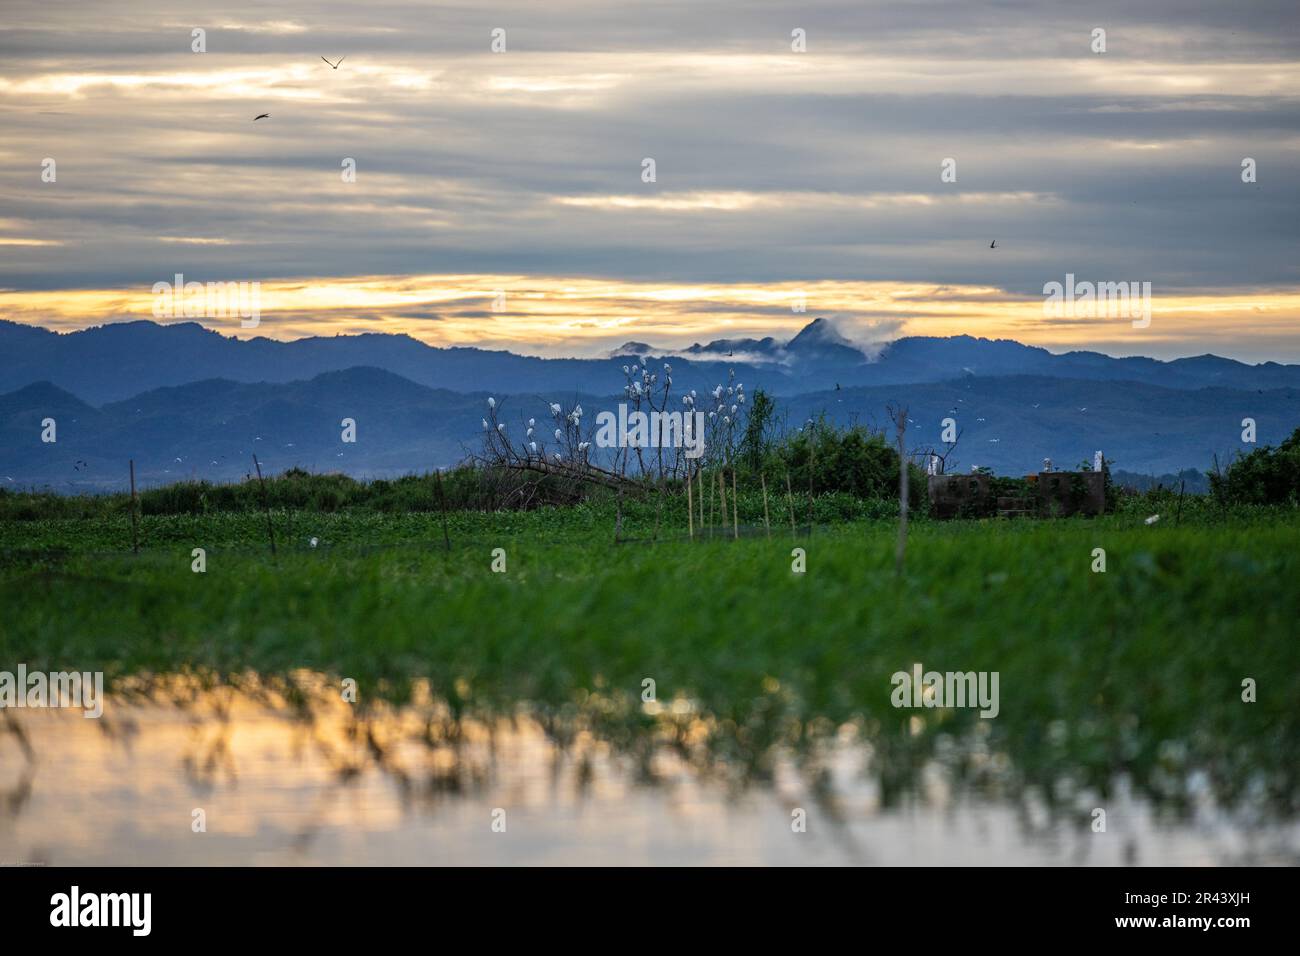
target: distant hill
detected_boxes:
[781,376,1300,476]
[2,366,1295,491]
[4,317,1300,405]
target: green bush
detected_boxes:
[1211,426,1300,506]
[767,417,911,501]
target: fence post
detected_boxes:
[129,459,139,555]
[253,454,277,556]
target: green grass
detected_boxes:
[1,500,1296,821]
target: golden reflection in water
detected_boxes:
[0,675,1291,866]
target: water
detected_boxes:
[1,679,1294,866]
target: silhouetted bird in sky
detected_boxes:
[321,56,346,69]
[253,113,270,121]
[990,240,997,249]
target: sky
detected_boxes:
[1,0,1298,361]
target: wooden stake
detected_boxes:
[253,453,276,557]
[698,462,704,531]
[893,408,909,577]
[129,459,139,555]
[807,441,815,539]
[687,462,694,540]
[761,471,771,538]
[434,468,451,552]
[707,466,715,536]
[731,466,738,539]
[784,466,797,537]
[718,467,727,535]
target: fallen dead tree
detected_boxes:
[490,456,649,495]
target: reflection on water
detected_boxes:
[1,674,1295,866]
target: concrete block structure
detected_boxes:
[927,473,992,519]
[1033,470,1106,517]
[927,468,1107,519]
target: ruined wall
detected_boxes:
[927,470,1106,518]
[1033,471,1106,517]
[927,474,992,519]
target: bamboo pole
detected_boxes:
[434,468,451,552]
[687,462,694,539]
[707,465,715,536]
[784,466,797,537]
[698,462,704,531]
[731,466,738,539]
[894,412,908,577]
[761,471,771,538]
[807,441,815,539]
[718,468,727,535]
[129,459,139,555]
[253,454,277,557]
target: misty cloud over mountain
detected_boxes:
[2,318,1298,490]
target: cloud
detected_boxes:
[0,0,1296,358]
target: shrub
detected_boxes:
[1211,426,1300,506]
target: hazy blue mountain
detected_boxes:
[782,376,1300,476]
[5,318,1300,406]
[0,319,766,406]
[3,367,1295,491]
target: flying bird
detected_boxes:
[321,56,346,70]
[989,240,997,249]
[253,113,270,121]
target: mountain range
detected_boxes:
[1,318,1297,490]
[5,317,1300,405]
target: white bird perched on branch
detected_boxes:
[550,402,562,415]
[529,441,537,454]
[487,397,496,409]
[497,423,506,432]
[555,428,563,441]
[482,419,489,430]
[528,418,535,428]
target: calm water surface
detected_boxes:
[1,678,1293,866]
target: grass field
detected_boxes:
[2,497,1297,822]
